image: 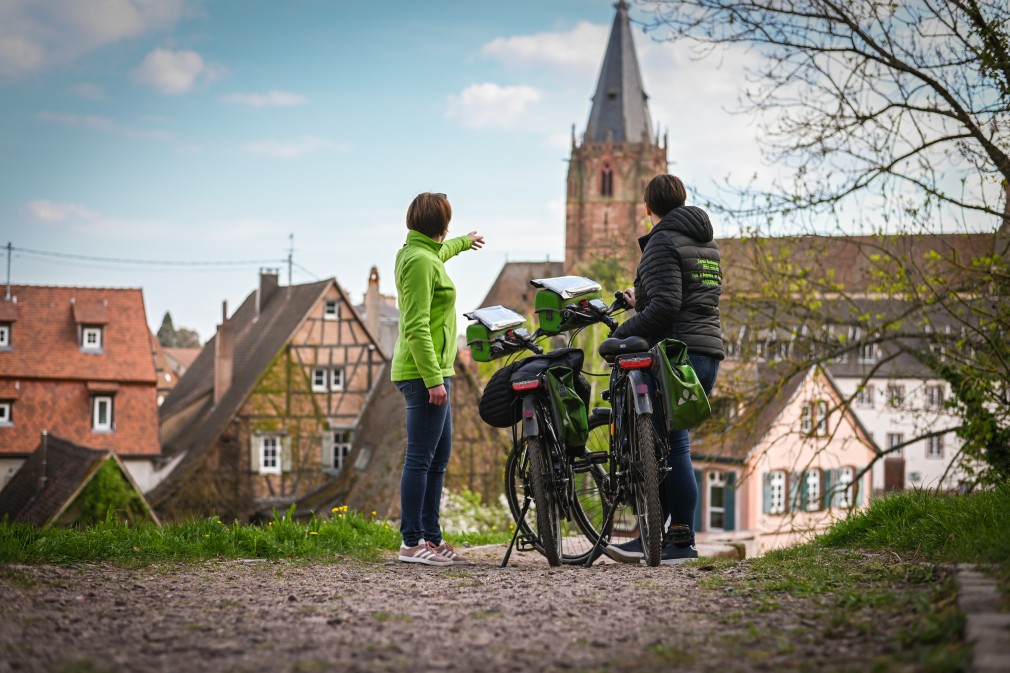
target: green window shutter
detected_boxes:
[693,469,703,532]
[725,471,736,531]
[281,436,293,473]
[762,472,772,514]
[789,472,801,512]
[800,471,810,511]
[249,436,261,474]
[855,469,864,506]
[321,432,334,471]
[823,469,834,510]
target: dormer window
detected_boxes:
[0,323,10,348]
[82,326,103,352]
[324,300,339,320]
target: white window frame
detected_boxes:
[82,326,103,351]
[312,367,328,392]
[856,385,875,409]
[805,469,822,512]
[323,300,339,320]
[926,435,944,459]
[926,384,945,410]
[768,470,786,515]
[0,401,11,426]
[836,467,854,508]
[330,429,353,472]
[886,384,905,407]
[330,367,345,392]
[260,436,282,475]
[886,432,904,456]
[801,403,813,434]
[707,470,726,531]
[815,400,829,436]
[0,323,9,348]
[92,395,114,431]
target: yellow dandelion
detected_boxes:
[371,510,377,517]
[268,521,274,526]
[204,534,210,538]
[331,507,338,513]
[309,531,318,536]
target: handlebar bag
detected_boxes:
[477,348,591,429]
[650,338,712,432]
[545,366,590,451]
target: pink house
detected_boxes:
[691,366,876,557]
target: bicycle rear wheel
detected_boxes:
[526,436,562,566]
[630,411,663,566]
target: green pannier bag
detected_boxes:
[651,338,712,432]
[544,366,590,451]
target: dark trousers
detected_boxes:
[395,377,452,547]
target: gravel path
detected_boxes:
[0,544,944,673]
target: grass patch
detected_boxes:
[0,505,507,566]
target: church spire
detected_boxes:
[584,1,654,145]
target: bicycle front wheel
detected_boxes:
[630,412,663,566]
[526,436,562,567]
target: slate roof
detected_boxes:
[585,0,654,145]
[477,261,565,316]
[0,433,158,526]
[0,285,156,383]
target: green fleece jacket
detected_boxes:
[391,230,473,387]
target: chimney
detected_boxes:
[365,266,381,339]
[257,269,280,318]
[214,301,234,404]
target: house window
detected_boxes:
[926,435,944,459]
[835,467,854,508]
[925,384,945,410]
[707,471,726,530]
[0,323,10,348]
[766,470,786,515]
[886,432,904,457]
[801,403,813,434]
[801,401,829,436]
[805,469,822,512]
[326,429,354,472]
[260,436,281,475]
[858,341,876,364]
[0,401,11,426]
[815,400,828,436]
[886,384,905,407]
[92,395,114,431]
[324,300,339,320]
[856,385,875,409]
[81,326,103,352]
[312,367,345,392]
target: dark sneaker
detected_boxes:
[660,541,698,566]
[605,537,644,563]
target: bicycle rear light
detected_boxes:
[618,355,653,369]
[511,379,541,391]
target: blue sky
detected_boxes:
[0,0,765,342]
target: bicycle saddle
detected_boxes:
[598,336,650,362]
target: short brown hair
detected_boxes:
[644,174,687,217]
[406,192,452,239]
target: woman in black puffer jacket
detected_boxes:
[607,174,724,565]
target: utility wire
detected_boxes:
[12,245,285,267]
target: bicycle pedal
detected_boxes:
[516,534,537,552]
[587,451,610,465]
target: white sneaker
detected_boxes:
[398,540,453,566]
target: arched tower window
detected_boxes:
[600,166,614,198]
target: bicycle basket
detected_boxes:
[650,338,712,432]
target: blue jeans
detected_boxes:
[660,354,719,538]
[396,377,452,547]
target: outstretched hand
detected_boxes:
[467,231,485,249]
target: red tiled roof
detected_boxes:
[0,286,156,383]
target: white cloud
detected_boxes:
[26,200,101,223]
[131,48,226,95]
[481,21,609,80]
[241,136,348,159]
[0,0,189,78]
[445,83,542,130]
[37,110,172,141]
[220,91,308,107]
[70,82,107,100]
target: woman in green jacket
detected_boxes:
[392,192,484,566]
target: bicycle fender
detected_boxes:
[628,370,653,415]
[520,395,539,437]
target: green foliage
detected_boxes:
[156,311,200,348]
[67,459,152,526]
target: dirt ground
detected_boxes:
[0,544,936,673]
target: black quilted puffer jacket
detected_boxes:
[613,205,725,359]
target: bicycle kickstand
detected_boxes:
[501,498,532,568]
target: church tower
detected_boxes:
[564,0,668,273]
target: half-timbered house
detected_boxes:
[151,271,386,522]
